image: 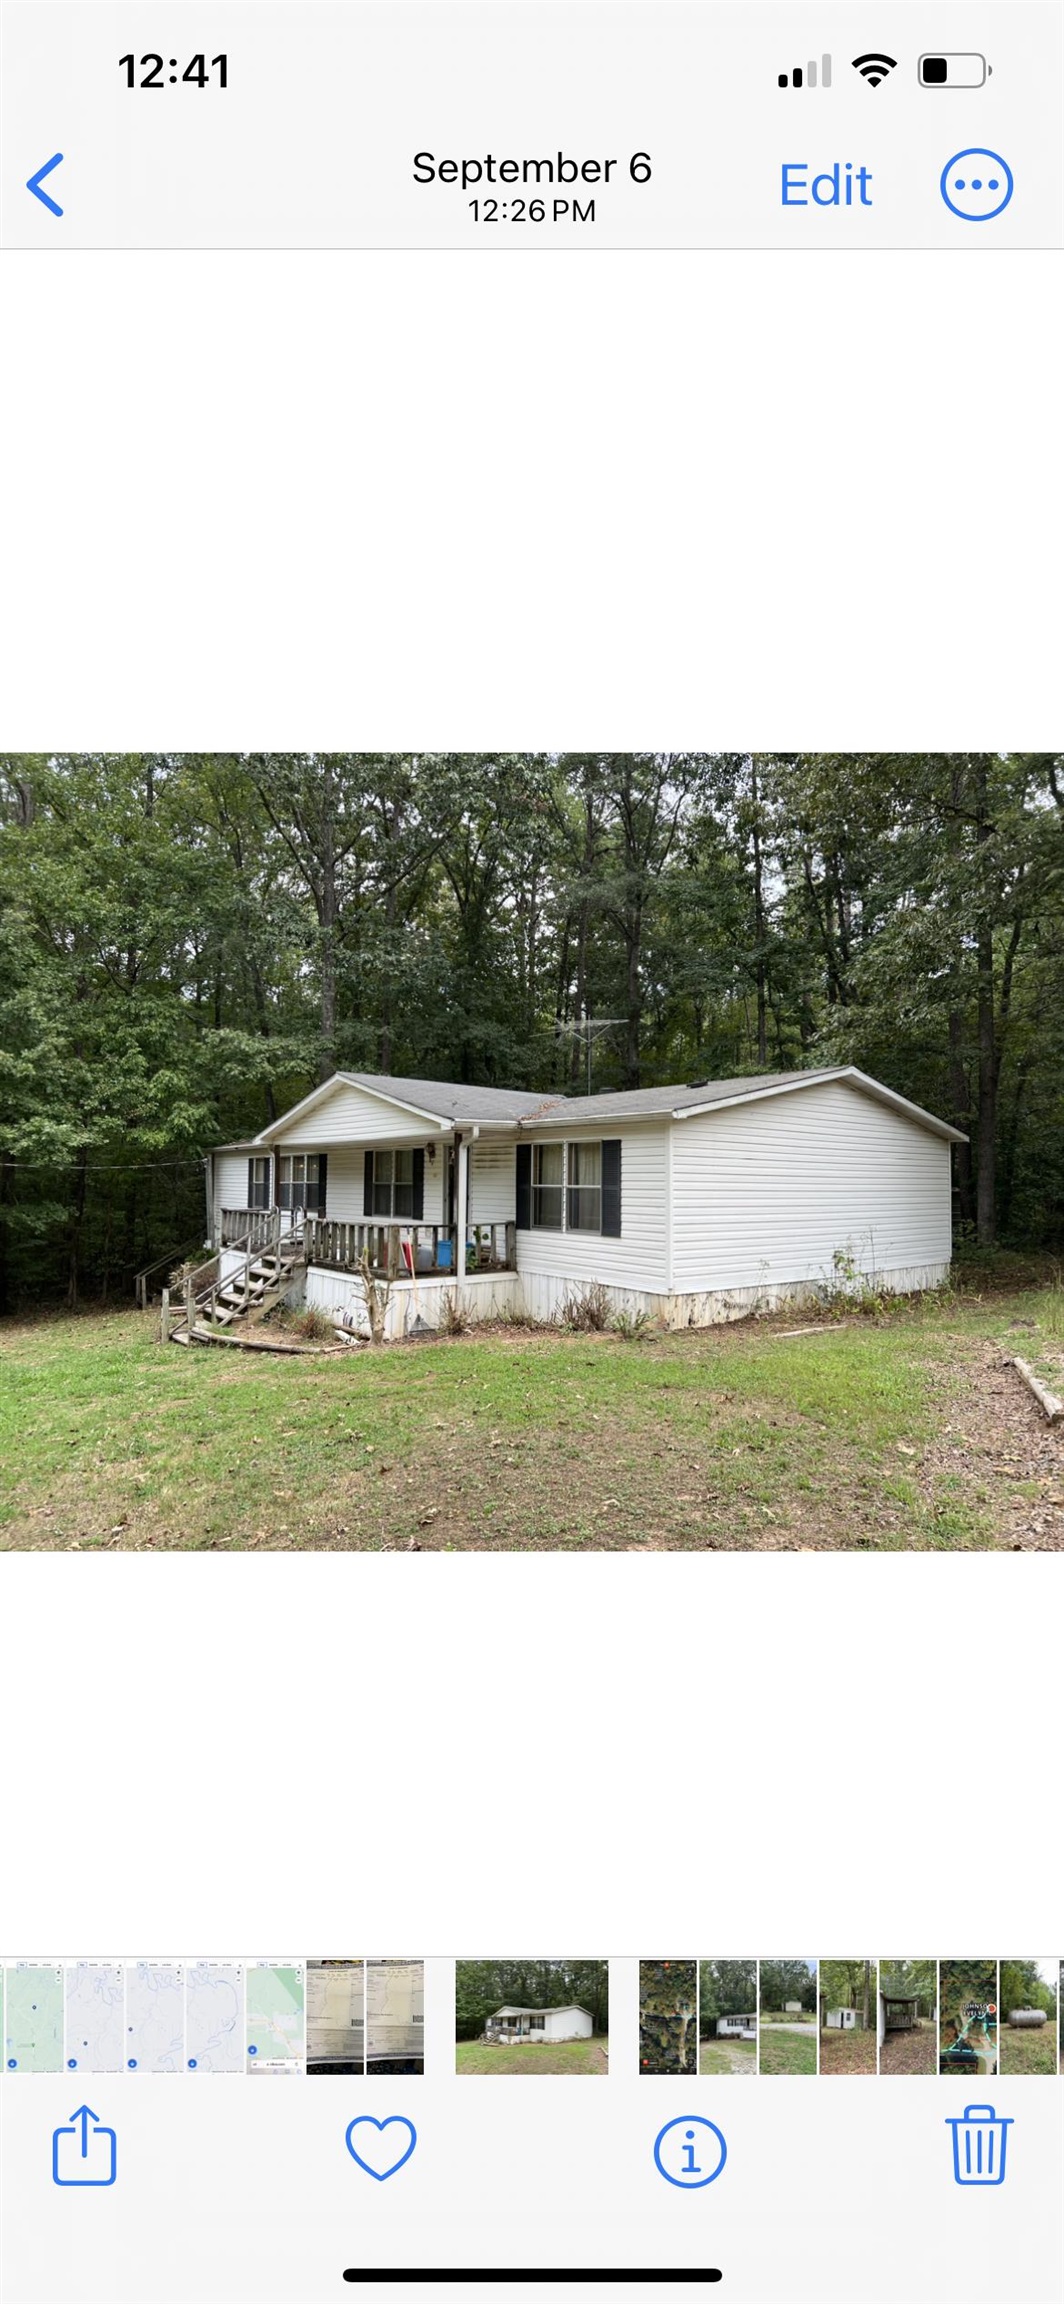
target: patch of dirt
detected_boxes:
[819,2028,877,2075]
[917,1338,1064,1551]
[879,2022,937,2076]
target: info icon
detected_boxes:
[653,2115,727,2189]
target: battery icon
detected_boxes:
[918,53,990,87]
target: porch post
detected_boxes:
[455,1130,469,1287]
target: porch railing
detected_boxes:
[220,1206,279,1250]
[304,1217,516,1276]
[162,1211,304,1339]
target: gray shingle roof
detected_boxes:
[531,1070,844,1124]
[333,1066,841,1126]
[342,1073,556,1123]
[241,1066,965,1145]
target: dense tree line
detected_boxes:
[818,1958,874,2028]
[999,1959,1057,2021]
[2,751,1062,1308]
[455,1960,609,2039]
[879,1958,937,2019]
[759,1959,817,2014]
[639,1959,698,2072]
[698,1959,757,2032]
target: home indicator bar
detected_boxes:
[341,2276,724,2288]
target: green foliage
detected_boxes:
[999,1960,1057,2021]
[818,1957,875,2027]
[699,1958,757,2032]
[455,1960,608,2041]
[611,1307,651,1340]
[879,1957,937,2019]
[759,1958,817,2015]
[638,1960,698,2073]
[939,1958,998,2065]
[4,751,1063,1308]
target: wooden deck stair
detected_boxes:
[167,1223,305,1346]
[206,1243,301,1326]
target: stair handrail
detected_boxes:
[135,1234,211,1308]
[168,1209,304,1340]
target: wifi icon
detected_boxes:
[852,51,898,85]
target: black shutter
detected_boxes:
[363,1149,375,1216]
[601,1139,622,1235]
[316,1153,328,1217]
[515,1142,532,1230]
[272,1150,281,1211]
[412,1147,425,1221]
[247,1156,256,1210]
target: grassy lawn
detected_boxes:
[456,2037,608,2075]
[2,1276,1064,1549]
[759,2028,817,2076]
[998,2026,1058,2076]
[700,2036,756,2075]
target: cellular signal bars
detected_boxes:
[779,54,832,87]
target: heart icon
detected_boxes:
[345,2115,417,2181]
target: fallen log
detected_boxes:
[772,1323,833,1340]
[1006,1355,1064,1424]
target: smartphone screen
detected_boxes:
[1,2,1062,2298]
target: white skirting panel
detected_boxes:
[305,1265,523,1338]
[516,1261,952,1331]
[307,1259,951,1337]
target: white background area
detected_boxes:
[1,13,1063,2288]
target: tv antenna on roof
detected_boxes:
[555,1009,627,1095]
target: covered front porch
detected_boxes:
[485,2013,546,2040]
[304,1216,516,1276]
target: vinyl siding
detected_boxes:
[516,1120,670,1291]
[302,1143,446,1226]
[543,2007,593,2040]
[669,1080,953,1292]
[469,1138,516,1224]
[278,1082,446,1147]
[216,1151,260,1212]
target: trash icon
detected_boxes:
[945,2103,1012,2186]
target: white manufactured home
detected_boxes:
[200,1064,963,1340]
[716,2014,756,2038]
[484,2005,593,2042]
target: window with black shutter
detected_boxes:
[601,1138,622,1235]
[516,1142,532,1230]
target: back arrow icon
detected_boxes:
[27,153,64,216]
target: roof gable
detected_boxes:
[230,1065,965,1149]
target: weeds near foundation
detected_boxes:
[284,1306,335,1343]
[816,1244,890,1319]
[612,1307,650,1340]
[560,1281,612,1332]
[439,1290,469,1337]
